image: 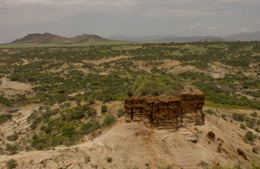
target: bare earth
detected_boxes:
[0,77,32,96]
[0,114,258,169]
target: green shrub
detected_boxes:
[197,161,209,168]
[7,132,18,141]
[32,137,48,150]
[81,122,100,135]
[221,114,227,121]
[117,109,124,117]
[30,117,41,130]
[246,118,256,129]
[253,147,258,154]
[62,126,74,137]
[86,107,97,117]
[5,159,17,169]
[102,114,116,128]
[27,111,38,123]
[240,123,246,130]
[69,110,85,120]
[101,105,108,114]
[6,144,18,155]
[89,98,95,105]
[103,93,115,102]
[206,109,215,115]
[250,112,258,117]
[0,114,13,124]
[232,113,245,122]
[82,122,93,131]
[132,75,183,96]
[257,119,260,126]
[106,157,112,163]
[244,131,256,143]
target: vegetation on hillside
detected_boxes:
[0,41,260,152]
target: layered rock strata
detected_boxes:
[124,92,205,130]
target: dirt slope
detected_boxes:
[0,114,259,169]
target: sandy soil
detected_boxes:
[0,113,259,169]
[0,104,39,149]
[0,77,32,96]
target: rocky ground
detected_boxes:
[0,113,259,169]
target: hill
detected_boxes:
[108,31,260,42]
[0,113,259,169]
[224,31,260,41]
[0,42,260,168]
[11,33,107,44]
[108,35,224,43]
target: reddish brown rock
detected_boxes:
[217,143,222,153]
[124,91,205,130]
[237,148,248,160]
[207,131,216,140]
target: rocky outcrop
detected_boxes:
[237,148,248,160]
[207,131,216,140]
[124,91,205,130]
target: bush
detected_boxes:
[62,126,74,137]
[221,114,227,121]
[82,122,93,131]
[81,122,100,135]
[6,144,18,155]
[102,114,116,128]
[106,157,112,163]
[5,159,17,169]
[232,113,245,122]
[0,114,13,124]
[246,118,256,129]
[131,75,183,96]
[32,137,48,150]
[117,109,124,117]
[240,123,246,130]
[257,119,260,126]
[206,109,215,115]
[103,93,115,102]
[89,98,95,105]
[101,105,108,114]
[244,131,256,143]
[30,117,41,130]
[250,112,258,117]
[7,132,18,141]
[86,107,97,117]
[253,147,258,154]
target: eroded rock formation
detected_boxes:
[124,91,205,130]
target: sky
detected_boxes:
[0,0,260,43]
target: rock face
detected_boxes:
[124,91,205,130]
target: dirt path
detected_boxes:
[21,58,29,65]
[0,76,7,88]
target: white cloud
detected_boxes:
[0,0,54,7]
[206,26,220,30]
[217,0,260,3]
[240,27,250,32]
[189,23,201,29]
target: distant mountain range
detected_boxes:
[224,31,260,41]
[11,33,107,44]
[108,31,260,42]
[9,31,260,44]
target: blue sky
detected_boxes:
[0,0,260,43]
